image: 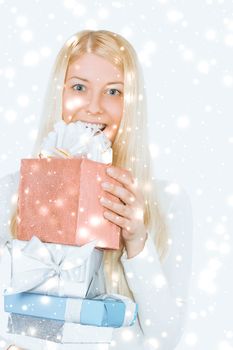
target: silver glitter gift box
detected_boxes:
[7,314,113,344]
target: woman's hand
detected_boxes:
[100,166,148,258]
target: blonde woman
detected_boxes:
[0,30,193,350]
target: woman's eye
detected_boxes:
[72,84,86,92]
[107,88,121,96]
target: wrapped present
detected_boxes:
[17,157,124,249]
[4,292,138,327]
[7,314,113,344]
[39,119,112,164]
[4,236,103,297]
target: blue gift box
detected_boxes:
[4,292,138,327]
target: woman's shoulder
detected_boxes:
[0,170,20,243]
[0,170,20,190]
[0,170,20,206]
[154,178,192,215]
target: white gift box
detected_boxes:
[4,236,103,298]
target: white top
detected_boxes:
[0,171,193,350]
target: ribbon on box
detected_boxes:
[93,293,138,327]
[4,236,99,296]
[64,294,138,327]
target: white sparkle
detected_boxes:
[189,312,198,320]
[206,240,217,251]
[29,129,38,140]
[145,337,160,348]
[153,273,167,288]
[121,329,133,341]
[4,67,15,79]
[16,15,28,27]
[164,147,171,154]
[39,205,49,216]
[23,51,40,66]
[54,198,64,207]
[225,331,233,339]
[205,29,217,40]
[198,258,222,294]
[222,75,233,87]
[224,34,233,47]
[28,327,37,336]
[40,47,51,57]
[205,105,212,112]
[184,332,198,346]
[0,341,7,347]
[85,19,98,30]
[167,10,184,22]
[149,143,160,158]
[112,1,124,8]
[223,18,233,31]
[65,98,82,110]
[176,255,183,261]
[22,304,28,311]
[161,331,168,338]
[218,340,233,350]
[121,27,133,38]
[4,109,17,123]
[176,115,190,129]
[196,188,203,196]
[98,8,109,19]
[197,60,209,74]
[79,227,89,238]
[40,296,51,304]
[181,48,194,61]
[20,30,33,42]
[89,215,102,226]
[165,183,180,195]
[215,224,226,235]
[24,187,30,195]
[126,272,134,279]
[17,95,29,107]
[219,242,231,255]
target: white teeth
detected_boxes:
[79,121,106,130]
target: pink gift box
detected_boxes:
[17,158,123,249]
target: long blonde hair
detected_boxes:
[10,30,169,298]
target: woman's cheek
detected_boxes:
[62,94,86,121]
[106,99,123,117]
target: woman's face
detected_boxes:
[62,53,124,143]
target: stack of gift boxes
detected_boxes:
[3,121,138,345]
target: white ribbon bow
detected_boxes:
[39,120,112,164]
[4,236,97,295]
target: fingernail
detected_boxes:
[101,182,111,189]
[100,197,108,204]
[106,167,114,175]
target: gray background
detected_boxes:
[0,0,233,349]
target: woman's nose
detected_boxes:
[86,92,103,115]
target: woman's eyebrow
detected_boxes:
[68,76,124,85]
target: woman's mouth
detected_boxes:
[78,121,107,131]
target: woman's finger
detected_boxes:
[100,196,132,219]
[101,181,136,206]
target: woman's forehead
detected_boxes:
[66,53,124,83]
